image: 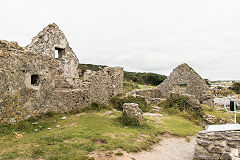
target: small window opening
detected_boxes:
[179,83,187,87]
[55,47,65,59]
[31,74,40,86]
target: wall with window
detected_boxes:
[0,40,123,124]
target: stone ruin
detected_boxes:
[194,130,240,160]
[123,103,143,124]
[157,63,211,103]
[128,63,211,105]
[0,23,123,123]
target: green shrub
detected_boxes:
[111,95,150,112]
[78,64,106,77]
[159,94,203,125]
[123,81,139,93]
[90,102,103,111]
[114,152,124,156]
[124,71,167,86]
[82,102,105,111]
[119,112,141,126]
[229,82,240,94]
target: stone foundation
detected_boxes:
[194,130,240,160]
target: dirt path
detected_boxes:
[91,136,196,160]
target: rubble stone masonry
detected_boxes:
[0,24,123,123]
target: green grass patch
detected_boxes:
[0,111,159,160]
[202,104,235,123]
[137,84,156,89]
[0,107,202,160]
[157,115,202,137]
[115,152,123,156]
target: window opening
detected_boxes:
[31,74,40,86]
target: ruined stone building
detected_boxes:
[0,23,123,123]
[157,63,211,103]
[128,63,210,104]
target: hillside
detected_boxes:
[78,63,167,86]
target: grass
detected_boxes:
[157,115,202,137]
[137,84,156,89]
[202,104,235,123]
[123,81,139,93]
[122,81,156,93]
[114,152,123,156]
[0,109,202,160]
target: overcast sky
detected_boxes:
[1,0,240,80]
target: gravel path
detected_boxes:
[126,136,196,160]
[91,136,196,160]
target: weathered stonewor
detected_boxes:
[126,88,163,105]
[203,115,217,124]
[157,63,211,103]
[194,130,240,160]
[0,23,123,123]
[80,67,123,104]
[123,103,143,123]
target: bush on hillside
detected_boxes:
[123,81,139,93]
[124,71,167,86]
[78,64,107,76]
[78,63,167,86]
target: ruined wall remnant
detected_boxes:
[127,88,163,105]
[80,67,123,105]
[194,130,240,159]
[126,64,211,105]
[26,23,80,87]
[123,103,143,123]
[0,23,123,123]
[157,63,211,103]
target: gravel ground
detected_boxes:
[91,136,196,160]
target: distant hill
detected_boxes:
[78,63,167,86]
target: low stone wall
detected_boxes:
[129,88,162,99]
[194,130,240,160]
[127,88,163,105]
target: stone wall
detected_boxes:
[127,88,162,99]
[194,130,240,160]
[157,63,211,103]
[126,88,163,105]
[26,23,80,87]
[0,24,123,123]
[80,67,123,105]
